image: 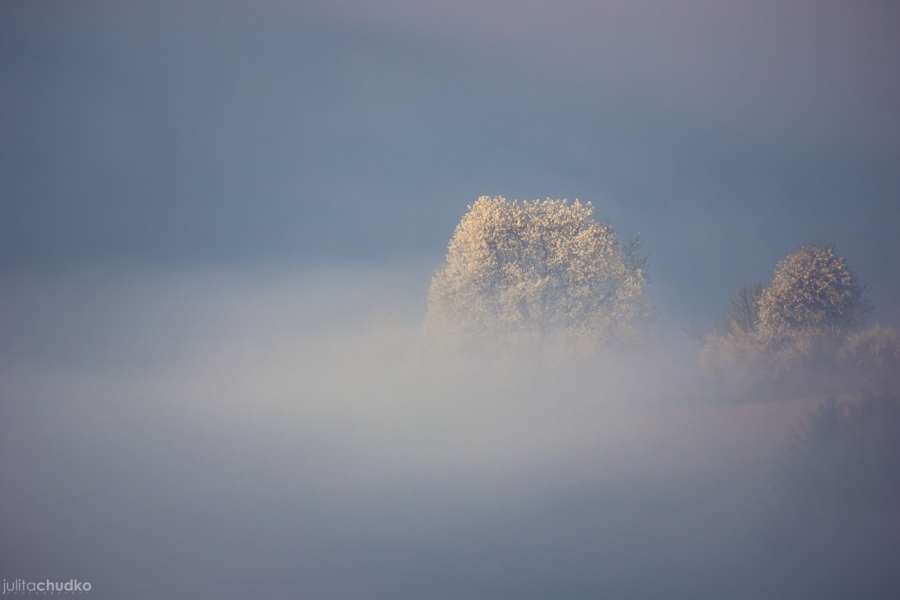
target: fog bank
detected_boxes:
[2,264,898,598]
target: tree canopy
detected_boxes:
[427,196,645,342]
[757,244,863,340]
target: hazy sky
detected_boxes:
[3,5,900,597]
[3,0,899,321]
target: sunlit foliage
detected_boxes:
[701,244,876,391]
[427,196,645,343]
[757,244,863,341]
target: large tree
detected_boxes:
[427,196,645,342]
[757,244,863,340]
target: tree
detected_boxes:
[426,196,645,342]
[757,244,863,341]
[725,283,764,335]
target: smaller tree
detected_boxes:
[724,283,764,335]
[757,244,863,341]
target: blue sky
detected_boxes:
[3,0,899,322]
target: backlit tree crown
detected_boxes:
[757,244,862,339]
[427,196,645,342]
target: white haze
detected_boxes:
[1,263,897,599]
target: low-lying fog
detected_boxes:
[2,263,898,599]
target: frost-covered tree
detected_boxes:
[426,196,645,342]
[757,244,863,340]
